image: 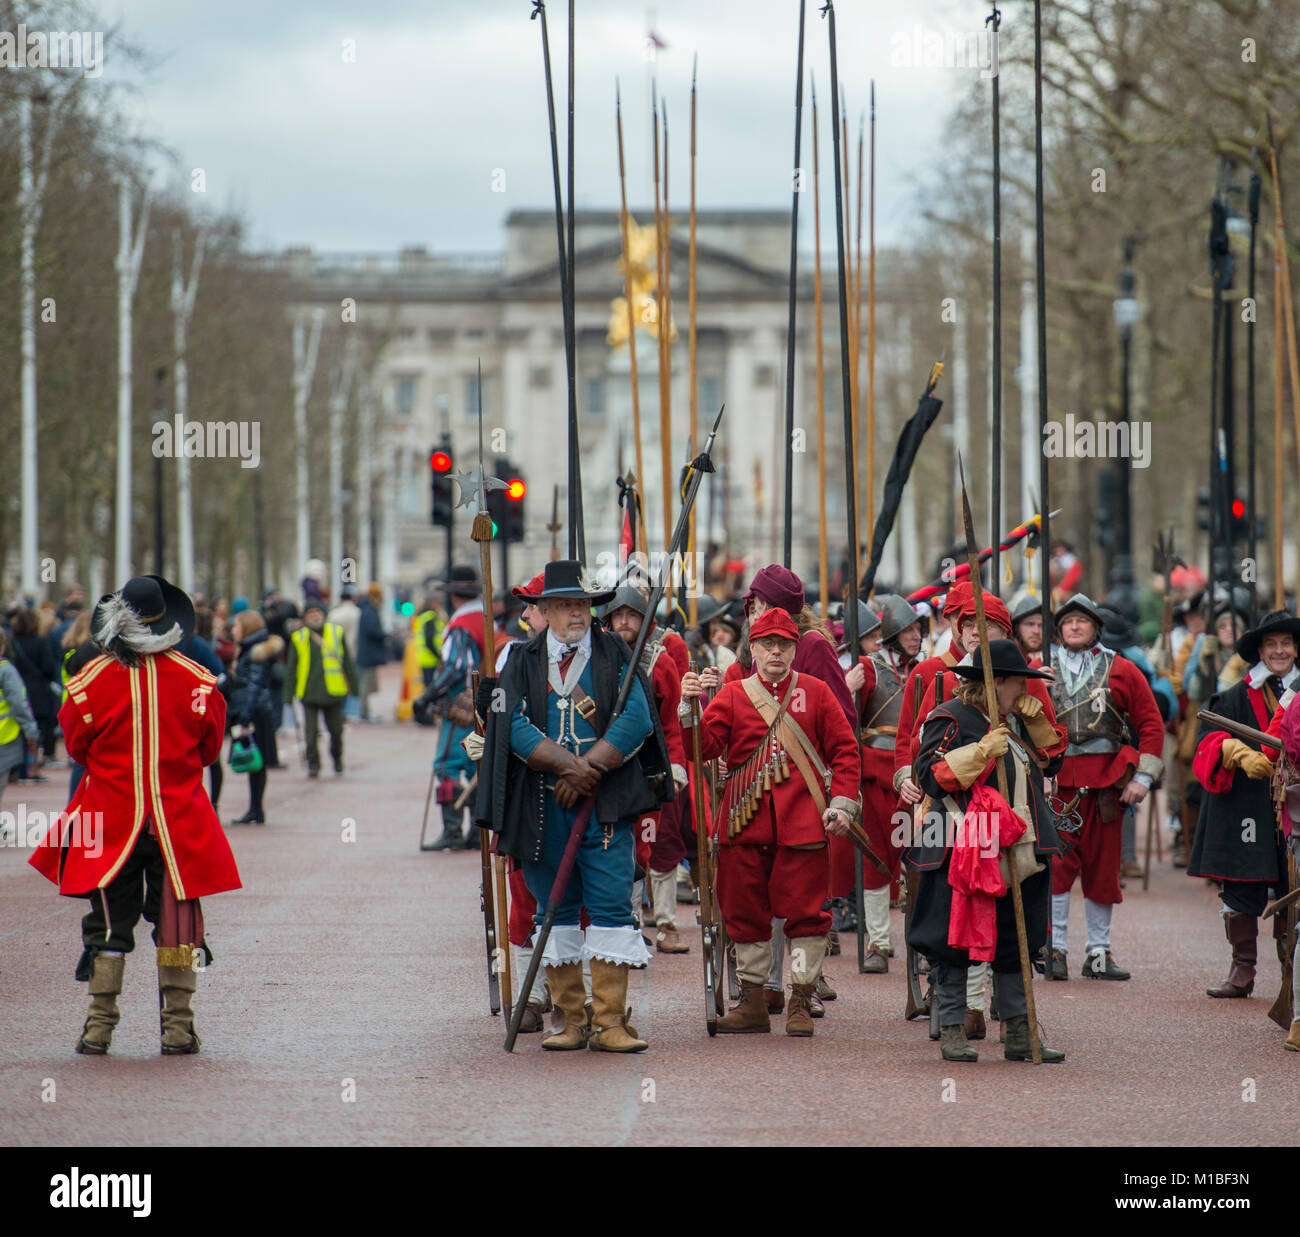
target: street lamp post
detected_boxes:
[1109,239,1141,623]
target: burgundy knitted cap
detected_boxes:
[742,564,805,616]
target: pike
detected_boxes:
[547,483,562,561]
[811,73,829,617]
[780,0,806,568]
[688,57,700,626]
[822,0,867,971]
[1033,0,1054,674]
[987,3,1003,591]
[529,1,583,558]
[959,454,1043,1062]
[906,510,1061,604]
[505,404,727,1051]
[449,360,510,1016]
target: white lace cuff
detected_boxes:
[582,924,651,967]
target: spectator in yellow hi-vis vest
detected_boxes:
[284,600,359,778]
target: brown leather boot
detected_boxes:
[587,958,648,1052]
[1286,1021,1300,1052]
[542,962,588,1050]
[75,953,125,1055]
[655,926,689,954]
[1207,912,1258,998]
[763,986,785,1013]
[785,983,816,1037]
[964,1009,987,1041]
[717,982,772,1034]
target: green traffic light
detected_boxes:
[401,602,415,617]
[491,520,499,539]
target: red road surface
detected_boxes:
[1,668,1295,1146]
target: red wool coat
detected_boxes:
[29,651,241,900]
[686,670,860,847]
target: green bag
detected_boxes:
[229,733,263,774]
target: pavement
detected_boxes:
[2,665,1296,1147]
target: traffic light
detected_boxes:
[485,458,527,544]
[430,434,454,527]
[504,472,527,544]
[1229,494,1266,543]
[1196,486,1212,533]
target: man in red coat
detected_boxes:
[1047,594,1164,980]
[601,586,690,952]
[29,576,240,1055]
[723,563,857,1011]
[681,608,861,1036]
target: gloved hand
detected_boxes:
[474,676,498,722]
[1239,750,1274,780]
[460,731,485,762]
[1220,737,1252,770]
[1013,693,1043,719]
[975,725,1011,762]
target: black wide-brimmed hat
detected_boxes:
[439,564,482,598]
[536,560,616,606]
[1237,609,1300,666]
[951,638,1054,681]
[92,574,195,643]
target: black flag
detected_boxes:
[859,365,944,597]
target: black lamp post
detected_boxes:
[1108,238,1140,622]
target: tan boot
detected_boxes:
[785,983,816,1037]
[159,964,201,1055]
[717,982,772,1034]
[656,926,689,954]
[587,958,648,1052]
[75,953,125,1055]
[541,962,588,1050]
[1286,1021,1300,1052]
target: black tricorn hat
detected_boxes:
[92,574,195,643]
[951,638,1054,681]
[535,559,616,606]
[1237,609,1300,666]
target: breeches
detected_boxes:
[717,843,833,942]
[1051,790,1123,904]
[521,806,636,930]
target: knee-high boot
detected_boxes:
[159,964,201,1054]
[75,953,125,1055]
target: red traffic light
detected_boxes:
[507,479,526,500]
[431,451,452,473]
[1231,499,1246,519]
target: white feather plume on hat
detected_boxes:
[93,592,183,658]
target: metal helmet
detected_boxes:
[1010,592,1044,626]
[872,594,922,642]
[855,600,882,637]
[1053,592,1105,630]
[599,585,649,621]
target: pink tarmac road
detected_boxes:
[1,668,1295,1146]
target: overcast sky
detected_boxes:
[95,0,990,255]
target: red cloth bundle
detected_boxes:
[947,782,1027,962]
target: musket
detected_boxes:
[1269,848,1297,1030]
[780,0,807,569]
[1195,708,1282,752]
[690,695,724,1035]
[505,404,727,1051]
[960,455,1042,1062]
[823,0,867,974]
